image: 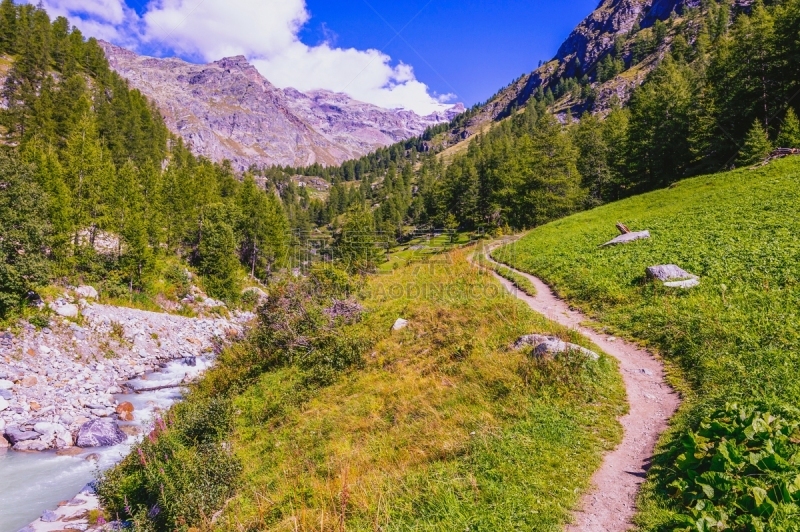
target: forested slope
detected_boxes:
[276,0,800,245]
[0,0,290,319]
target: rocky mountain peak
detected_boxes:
[99,41,459,170]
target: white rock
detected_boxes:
[0,397,7,412]
[50,303,79,318]
[664,278,701,289]
[0,419,5,431]
[75,285,99,299]
[0,380,12,390]
[392,318,409,331]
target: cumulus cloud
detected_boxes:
[28,0,454,115]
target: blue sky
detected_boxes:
[34,0,597,113]
[297,0,597,107]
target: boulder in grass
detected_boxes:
[646,265,700,288]
[602,230,651,247]
[76,419,127,448]
[513,334,600,361]
[646,265,698,282]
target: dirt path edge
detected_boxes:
[480,243,681,532]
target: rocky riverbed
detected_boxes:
[0,290,253,453]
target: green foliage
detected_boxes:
[665,404,800,532]
[777,108,800,149]
[738,120,773,167]
[335,204,386,273]
[97,398,241,531]
[197,205,240,301]
[626,58,694,189]
[0,151,52,318]
[198,253,626,530]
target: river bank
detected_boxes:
[0,288,254,531]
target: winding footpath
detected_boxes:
[480,242,680,532]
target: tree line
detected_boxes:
[282,0,800,249]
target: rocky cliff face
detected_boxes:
[469,0,706,127]
[99,42,462,170]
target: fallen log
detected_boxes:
[131,383,186,393]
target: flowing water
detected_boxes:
[0,355,215,532]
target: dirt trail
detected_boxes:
[481,244,680,532]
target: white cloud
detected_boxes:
[28,0,454,115]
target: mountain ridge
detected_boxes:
[99,41,463,170]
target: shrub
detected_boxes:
[665,404,800,531]
[97,397,241,530]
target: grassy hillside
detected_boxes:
[218,252,625,531]
[494,156,800,529]
[100,251,626,531]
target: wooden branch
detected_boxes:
[616,222,631,235]
[132,383,186,393]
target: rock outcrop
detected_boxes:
[99,41,462,170]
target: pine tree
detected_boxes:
[336,205,383,274]
[0,0,16,54]
[22,141,72,267]
[64,109,114,247]
[198,204,240,301]
[115,161,153,290]
[573,112,610,204]
[0,152,52,317]
[737,119,773,166]
[626,58,694,189]
[777,108,800,149]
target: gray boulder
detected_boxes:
[392,318,409,331]
[4,426,41,445]
[646,265,700,288]
[41,510,59,523]
[602,230,650,246]
[513,334,600,361]
[14,439,50,452]
[34,422,73,449]
[645,264,697,282]
[76,419,127,448]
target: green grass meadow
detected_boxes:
[494,157,800,529]
[216,252,626,531]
